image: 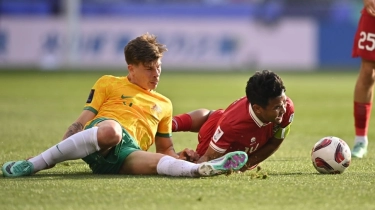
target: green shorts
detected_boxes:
[82,117,141,174]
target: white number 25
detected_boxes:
[358,31,375,51]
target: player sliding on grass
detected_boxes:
[350,0,375,158]
[172,70,294,171]
[2,33,247,178]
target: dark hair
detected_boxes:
[245,70,286,108]
[124,33,168,66]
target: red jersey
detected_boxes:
[196,96,294,156]
[352,9,375,61]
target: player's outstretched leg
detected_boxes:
[2,160,34,177]
[198,151,248,176]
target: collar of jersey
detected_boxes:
[249,103,269,127]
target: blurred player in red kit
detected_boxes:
[172,70,294,171]
[351,0,375,158]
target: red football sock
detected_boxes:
[354,102,372,136]
[172,114,192,132]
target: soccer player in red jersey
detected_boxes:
[351,0,375,158]
[172,70,294,171]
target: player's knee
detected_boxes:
[361,59,375,77]
[97,125,122,148]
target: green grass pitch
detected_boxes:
[0,70,374,210]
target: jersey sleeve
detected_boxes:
[156,98,173,138]
[83,75,110,114]
[209,117,237,153]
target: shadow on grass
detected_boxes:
[0,174,222,182]
[4,157,368,180]
[0,160,240,181]
[0,171,207,181]
[265,172,322,177]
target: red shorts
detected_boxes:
[196,109,224,156]
[352,9,375,61]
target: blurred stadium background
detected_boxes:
[0,0,362,71]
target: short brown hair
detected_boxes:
[124,33,168,66]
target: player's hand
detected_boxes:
[240,164,250,172]
[177,148,200,162]
[239,163,258,172]
[364,0,375,17]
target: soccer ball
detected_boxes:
[311,136,351,174]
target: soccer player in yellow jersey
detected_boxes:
[2,33,247,177]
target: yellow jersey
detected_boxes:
[83,75,172,151]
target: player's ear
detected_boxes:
[128,64,133,72]
[252,104,262,114]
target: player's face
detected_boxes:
[128,59,162,90]
[257,93,287,124]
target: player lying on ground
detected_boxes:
[172,70,294,171]
[2,33,247,178]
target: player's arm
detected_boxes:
[61,110,96,140]
[61,76,106,141]
[196,146,224,163]
[197,122,233,163]
[61,75,110,141]
[154,136,199,162]
[242,137,283,171]
[364,0,375,17]
[242,123,291,171]
[154,136,179,158]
